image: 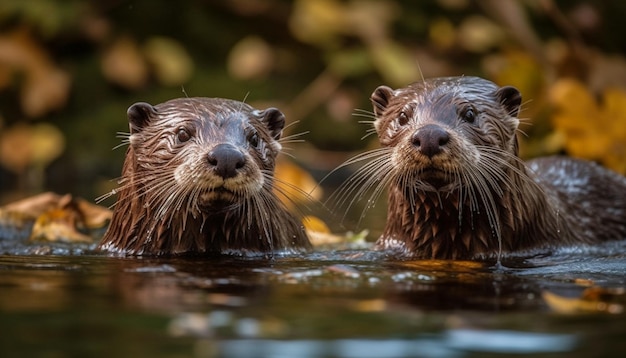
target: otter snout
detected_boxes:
[411,124,450,158]
[207,144,246,179]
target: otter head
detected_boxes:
[126,97,285,211]
[370,76,521,191]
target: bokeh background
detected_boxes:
[1,0,625,217]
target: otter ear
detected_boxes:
[371,85,394,118]
[495,86,521,117]
[257,107,285,140]
[127,102,157,134]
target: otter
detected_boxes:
[336,76,626,260]
[98,97,311,256]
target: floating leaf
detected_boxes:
[0,192,111,243]
[305,222,341,246]
[30,208,94,243]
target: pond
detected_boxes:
[1,239,625,358]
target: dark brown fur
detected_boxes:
[338,76,626,260]
[98,98,311,256]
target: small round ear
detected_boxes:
[256,107,285,140]
[370,85,394,118]
[495,86,522,117]
[127,102,157,134]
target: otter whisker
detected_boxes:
[329,151,393,215]
[98,97,311,256]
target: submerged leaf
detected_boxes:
[542,288,624,314]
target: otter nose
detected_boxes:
[411,124,450,158]
[207,144,246,179]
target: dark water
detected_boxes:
[1,240,625,358]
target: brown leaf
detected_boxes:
[0,123,65,173]
[0,28,70,117]
[227,36,273,81]
[101,35,148,89]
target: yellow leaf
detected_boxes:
[302,215,330,233]
[289,0,346,45]
[549,78,626,173]
[429,18,456,51]
[30,123,65,166]
[484,51,544,108]
[369,40,420,87]
[458,15,505,53]
[543,289,624,314]
[144,37,194,86]
[274,159,322,209]
[0,122,64,173]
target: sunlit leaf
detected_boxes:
[0,122,64,173]
[227,36,274,81]
[274,159,322,209]
[1,192,111,243]
[101,35,148,89]
[302,215,330,234]
[482,50,544,107]
[549,78,626,173]
[289,0,345,46]
[144,36,194,86]
[30,208,94,243]
[457,15,504,53]
[369,40,420,86]
[30,122,65,166]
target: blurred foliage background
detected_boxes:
[1,0,626,212]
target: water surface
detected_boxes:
[1,240,625,357]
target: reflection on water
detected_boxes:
[0,240,625,357]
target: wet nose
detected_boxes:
[411,124,450,158]
[207,144,246,179]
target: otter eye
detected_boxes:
[248,132,260,147]
[176,128,191,142]
[460,106,476,123]
[398,111,409,126]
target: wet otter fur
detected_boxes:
[338,76,626,260]
[98,98,311,256]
